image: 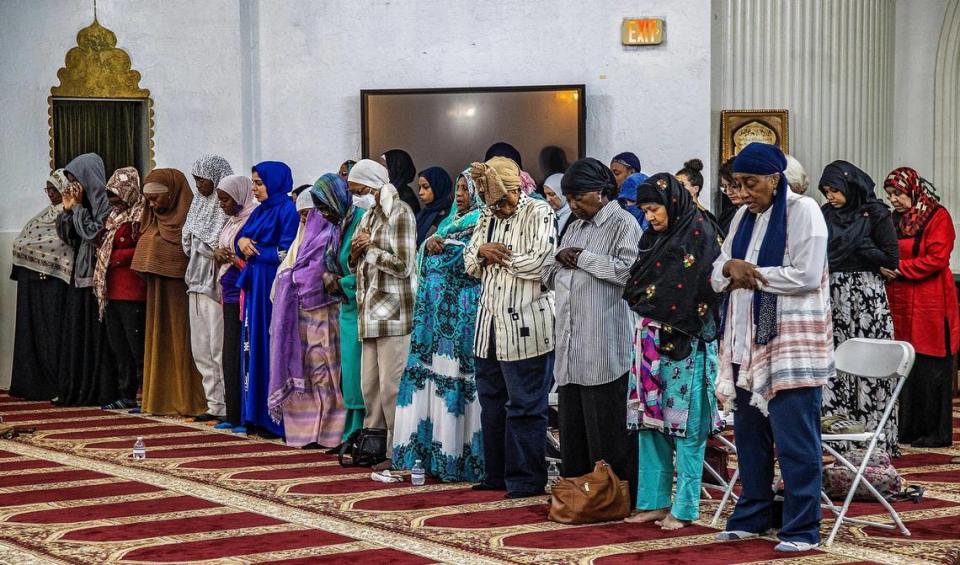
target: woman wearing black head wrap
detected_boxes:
[382,149,421,214]
[622,173,722,530]
[818,160,900,456]
[544,158,642,504]
[484,141,523,170]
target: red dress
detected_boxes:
[886,207,960,357]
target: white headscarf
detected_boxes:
[12,170,74,284]
[348,159,398,216]
[184,154,233,248]
[295,189,314,212]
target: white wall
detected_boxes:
[0,0,713,388]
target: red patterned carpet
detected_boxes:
[0,393,958,564]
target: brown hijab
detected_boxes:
[131,168,193,278]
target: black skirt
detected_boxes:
[56,284,117,406]
[8,267,69,400]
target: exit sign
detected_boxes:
[622,18,664,45]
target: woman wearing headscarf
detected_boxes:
[382,149,421,214]
[267,176,349,448]
[131,168,206,416]
[543,158,642,498]
[212,175,257,431]
[184,154,233,422]
[236,161,300,437]
[818,161,900,455]
[393,168,485,481]
[95,167,146,410]
[610,152,642,188]
[56,153,116,406]
[324,174,368,443]
[621,173,721,530]
[414,166,454,245]
[347,159,417,471]
[716,157,744,237]
[882,167,958,448]
[617,173,651,230]
[711,143,832,552]
[9,170,73,400]
[542,173,572,239]
[485,141,524,169]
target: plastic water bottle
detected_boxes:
[547,460,560,491]
[411,459,425,486]
[132,437,146,460]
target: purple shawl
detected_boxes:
[267,211,339,421]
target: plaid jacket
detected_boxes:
[352,197,417,339]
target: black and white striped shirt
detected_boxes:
[543,202,643,386]
[465,195,556,361]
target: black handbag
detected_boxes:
[338,427,388,467]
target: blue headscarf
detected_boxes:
[309,173,354,275]
[618,172,650,230]
[415,166,454,245]
[612,152,642,173]
[237,161,299,256]
[729,142,789,344]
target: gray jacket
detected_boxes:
[57,153,111,288]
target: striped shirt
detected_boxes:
[544,202,643,386]
[465,195,556,361]
[352,196,417,339]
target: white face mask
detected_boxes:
[353,193,376,210]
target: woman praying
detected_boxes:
[623,173,722,530]
[414,166,453,245]
[132,168,206,416]
[9,169,73,400]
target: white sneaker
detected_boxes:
[774,541,819,552]
[715,530,759,541]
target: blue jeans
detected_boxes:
[475,332,552,494]
[726,382,823,544]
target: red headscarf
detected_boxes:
[884,167,940,238]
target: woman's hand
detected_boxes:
[879,267,901,281]
[425,237,444,256]
[214,247,235,265]
[351,230,371,255]
[238,237,259,257]
[723,259,768,291]
[62,184,82,210]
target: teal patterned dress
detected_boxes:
[392,178,485,482]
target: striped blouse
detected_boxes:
[543,202,643,386]
[465,195,557,361]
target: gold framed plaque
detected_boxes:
[719,109,789,162]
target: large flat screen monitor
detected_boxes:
[361,85,585,185]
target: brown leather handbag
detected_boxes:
[548,460,631,524]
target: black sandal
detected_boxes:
[886,485,924,504]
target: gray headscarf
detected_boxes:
[57,153,111,288]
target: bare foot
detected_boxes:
[655,513,691,530]
[624,508,669,523]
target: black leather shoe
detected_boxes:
[471,482,506,491]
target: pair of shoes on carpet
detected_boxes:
[232,425,248,434]
[471,482,506,491]
[213,421,235,430]
[127,406,142,414]
[715,531,817,552]
[715,530,774,541]
[101,399,137,410]
[371,469,403,483]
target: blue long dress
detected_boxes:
[237,162,300,436]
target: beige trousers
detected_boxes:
[360,334,411,456]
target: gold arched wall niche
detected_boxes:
[49,18,155,173]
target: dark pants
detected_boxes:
[475,331,552,494]
[726,382,823,545]
[558,373,630,486]
[222,302,243,426]
[899,322,955,447]
[104,300,145,402]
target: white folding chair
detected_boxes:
[821,338,915,547]
[708,412,740,526]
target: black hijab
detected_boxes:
[561,158,619,198]
[415,166,453,245]
[819,160,890,270]
[623,173,722,358]
[485,142,523,170]
[383,148,421,214]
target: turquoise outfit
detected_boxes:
[337,210,365,440]
[392,173,485,481]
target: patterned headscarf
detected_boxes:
[470,156,521,206]
[884,166,941,238]
[310,173,353,275]
[184,154,233,248]
[11,169,74,284]
[435,168,483,238]
[93,167,143,319]
[216,175,257,280]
